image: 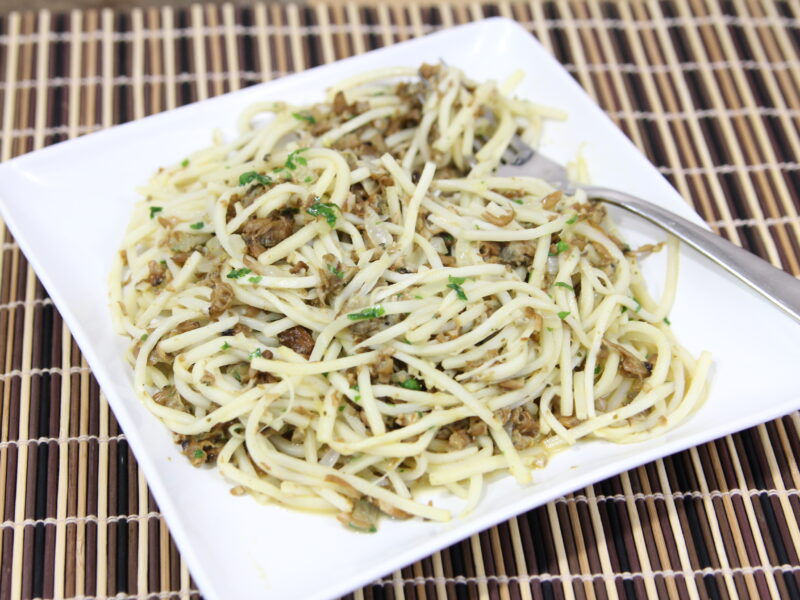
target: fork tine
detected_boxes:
[497,135,534,166]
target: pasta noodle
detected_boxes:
[111,64,711,531]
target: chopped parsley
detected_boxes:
[549,240,570,256]
[285,148,308,170]
[149,206,163,219]
[239,171,273,186]
[193,449,204,459]
[557,311,571,320]
[226,267,252,279]
[307,200,338,227]
[181,158,190,167]
[338,405,345,412]
[248,348,262,360]
[248,275,262,284]
[594,365,601,375]
[621,306,628,313]
[400,378,422,390]
[347,305,385,321]
[304,176,313,183]
[663,317,671,325]
[140,333,148,341]
[554,281,574,291]
[565,214,578,225]
[446,276,467,301]
[291,112,316,124]
[327,264,344,279]
[189,221,204,230]
[511,198,523,205]
[221,341,231,350]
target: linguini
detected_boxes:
[111,64,711,531]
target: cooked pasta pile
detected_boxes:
[111,64,711,531]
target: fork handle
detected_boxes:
[584,186,800,324]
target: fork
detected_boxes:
[494,138,800,324]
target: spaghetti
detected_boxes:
[110,64,711,531]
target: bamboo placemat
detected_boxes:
[0,1,799,598]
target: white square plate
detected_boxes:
[1,18,799,600]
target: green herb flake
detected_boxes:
[417,411,424,418]
[663,317,671,325]
[285,148,308,170]
[566,214,578,225]
[557,311,571,320]
[594,365,601,375]
[304,176,313,183]
[189,221,204,230]
[349,384,359,391]
[232,371,242,382]
[193,449,204,459]
[354,395,361,402]
[248,275,262,284]
[400,378,422,391]
[554,281,574,291]
[512,198,523,205]
[621,306,628,314]
[221,342,231,350]
[307,200,339,227]
[226,267,252,279]
[248,348,262,361]
[239,171,273,186]
[140,333,148,341]
[446,275,468,301]
[149,206,163,219]
[555,240,570,254]
[292,111,316,124]
[327,264,344,279]
[347,305,385,321]
[181,158,190,167]
[338,405,345,412]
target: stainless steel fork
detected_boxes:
[495,139,800,324]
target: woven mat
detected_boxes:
[1,1,799,599]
